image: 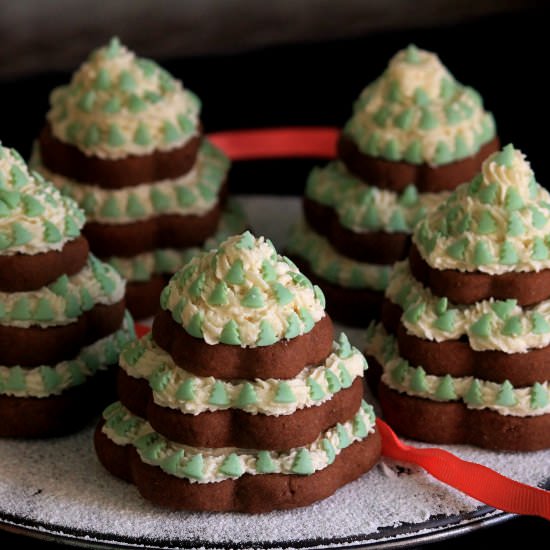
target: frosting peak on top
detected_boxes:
[161,231,326,346]
[46,37,201,160]
[343,45,496,166]
[0,144,85,256]
[414,145,550,274]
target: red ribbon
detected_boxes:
[132,126,550,521]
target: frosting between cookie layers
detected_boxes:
[0,311,135,398]
[0,255,125,328]
[120,332,365,416]
[343,45,496,166]
[162,232,326,346]
[414,145,550,274]
[306,161,448,234]
[286,219,392,291]
[0,145,85,256]
[365,322,550,417]
[387,260,550,353]
[32,139,229,224]
[105,200,248,282]
[46,37,200,159]
[101,400,376,483]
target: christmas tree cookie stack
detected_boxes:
[95,232,381,512]
[365,145,550,450]
[33,37,246,320]
[0,144,134,438]
[287,45,499,326]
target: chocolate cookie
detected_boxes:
[125,276,167,321]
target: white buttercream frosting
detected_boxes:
[162,232,326,346]
[365,322,550,417]
[46,37,200,159]
[414,145,550,274]
[0,145,85,256]
[101,400,376,483]
[343,45,496,166]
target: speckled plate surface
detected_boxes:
[0,196,548,550]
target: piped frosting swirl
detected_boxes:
[414,145,550,274]
[343,45,496,166]
[46,37,201,159]
[162,232,326,346]
[0,144,85,256]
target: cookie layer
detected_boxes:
[338,133,499,193]
[378,382,550,451]
[125,275,166,320]
[409,243,550,306]
[152,308,334,380]
[39,123,202,188]
[0,236,88,292]
[0,299,125,367]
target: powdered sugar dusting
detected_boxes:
[0,197,547,549]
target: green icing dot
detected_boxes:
[470,313,493,337]
[34,298,55,322]
[365,133,380,156]
[434,141,452,165]
[241,286,264,308]
[176,378,195,401]
[413,87,430,106]
[505,187,524,211]
[404,44,420,63]
[261,259,277,282]
[477,211,497,234]
[383,139,400,161]
[12,223,32,246]
[454,135,469,159]
[272,282,293,305]
[150,368,171,392]
[338,362,353,389]
[208,281,228,306]
[285,312,301,339]
[386,80,402,102]
[161,449,185,476]
[322,438,336,464]
[388,210,408,231]
[0,201,9,217]
[479,183,498,205]
[220,320,241,345]
[11,297,31,321]
[186,312,203,338]
[307,377,325,401]
[150,188,170,212]
[404,303,425,324]
[103,97,121,114]
[491,299,517,320]
[236,231,255,250]
[495,144,515,168]
[65,217,80,238]
[81,193,97,215]
[224,259,245,285]
[133,123,151,146]
[171,299,186,323]
[128,94,147,113]
[274,381,296,403]
[403,140,422,164]
[445,104,462,125]
[502,315,523,336]
[325,370,341,393]
[77,91,96,113]
[531,312,550,335]
[257,319,278,346]
[188,273,205,298]
[500,240,519,265]
[434,309,456,332]
[83,124,101,147]
[255,451,276,473]
[10,165,29,189]
[65,292,82,318]
[236,382,257,407]
[159,286,171,309]
[181,454,204,480]
[67,361,86,386]
[400,184,418,206]
[507,212,525,237]
[94,68,111,90]
[291,448,314,475]
[80,287,94,311]
[337,423,351,448]
[314,285,326,307]
[473,241,494,265]
[0,189,21,209]
[126,194,146,217]
[6,367,26,392]
[219,453,243,477]
[163,121,182,144]
[407,366,427,393]
[530,382,549,409]
[337,333,352,358]
[435,375,457,401]
[108,124,125,147]
[446,238,468,261]
[457,214,472,233]
[49,274,69,297]
[177,113,195,133]
[119,70,136,92]
[532,237,549,261]
[105,36,121,58]
[465,379,484,406]
[373,105,391,127]
[496,380,517,407]
[419,108,438,130]
[531,207,547,229]
[144,90,161,103]
[209,380,230,406]
[101,196,121,218]
[176,186,196,207]
[394,107,415,130]
[353,413,368,438]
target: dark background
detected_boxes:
[0,3,549,548]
